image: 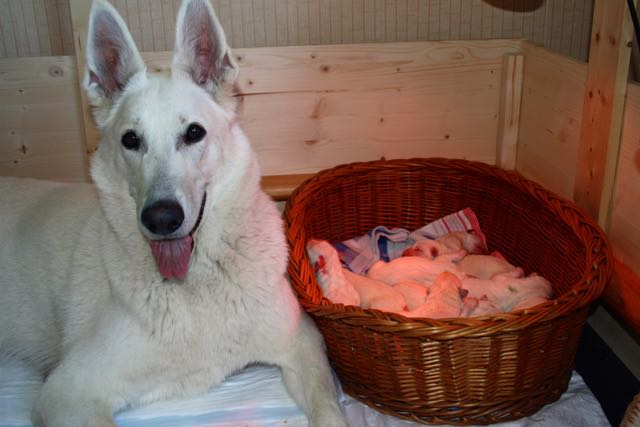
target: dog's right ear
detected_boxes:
[85,0,145,126]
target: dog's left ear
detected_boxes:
[172,0,238,94]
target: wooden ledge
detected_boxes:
[261,173,315,201]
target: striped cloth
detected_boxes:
[333,208,487,275]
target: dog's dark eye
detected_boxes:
[184,123,206,144]
[121,131,141,150]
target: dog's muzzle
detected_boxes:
[149,192,207,280]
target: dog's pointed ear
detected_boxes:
[172,0,239,94]
[84,0,145,120]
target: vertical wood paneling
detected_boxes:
[9,1,30,56]
[162,0,174,49]
[449,0,460,40]
[375,0,385,42]
[253,0,267,47]
[352,0,364,42]
[439,0,450,40]
[22,1,41,56]
[125,0,142,50]
[0,0,17,57]
[33,0,51,55]
[0,0,595,61]
[331,0,342,43]
[341,0,353,43]
[320,0,331,43]
[428,0,439,40]
[481,1,493,39]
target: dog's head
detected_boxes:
[85,0,247,280]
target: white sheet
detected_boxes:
[0,359,610,427]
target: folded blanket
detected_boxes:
[333,208,487,275]
[0,358,609,427]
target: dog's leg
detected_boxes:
[276,312,348,427]
[30,340,130,427]
[29,312,204,427]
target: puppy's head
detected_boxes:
[85,0,245,280]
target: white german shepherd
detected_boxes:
[0,1,347,426]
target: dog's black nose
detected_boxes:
[141,199,184,236]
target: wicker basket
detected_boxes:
[622,393,640,427]
[283,158,612,425]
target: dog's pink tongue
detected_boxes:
[150,236,193,280]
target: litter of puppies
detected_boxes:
[307,224,553,319]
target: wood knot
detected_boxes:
[594,33,600,42]
[320,65,330,73]
[48,65,63,77]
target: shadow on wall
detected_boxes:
[484,0,544,12]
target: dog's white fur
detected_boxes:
[0,1,346,426]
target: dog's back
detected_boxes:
[0,177,99,372]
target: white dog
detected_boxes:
[0,1,347,426]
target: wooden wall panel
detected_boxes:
[0,0,593,60]
[517,41,587,199]
[0,56,88,182]
[609,83,640,277]
[604,83,640,336]
[0,40,519,181]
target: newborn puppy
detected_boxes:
[462,272,552,312]
[306,239,360,306]
[436,231,486,254]
[392,281,429,311]
[405,271,466,318]
[402,240,449,259]
[367,249,466,285]
[457,254,521,279]
[343,269,407,312]
[403,231,485,259]
[464,295,502,317]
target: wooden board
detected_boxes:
[0,39,521,182]
[496,53,524,170]
[608,82,640,280]
[0,55,88,182]
[517,41,587,199]
[78,40,522,173]
[574,0,634,224]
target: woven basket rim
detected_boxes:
[284,157,613,338]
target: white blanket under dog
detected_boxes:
[0,359,609,427]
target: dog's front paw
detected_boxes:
[309,406,349,427]
[32,408,116,427]
[32,388,117,427]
